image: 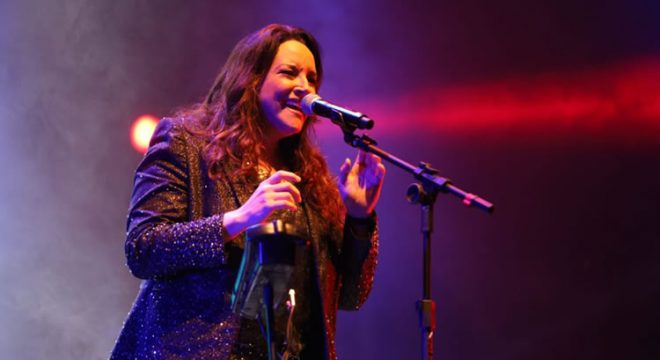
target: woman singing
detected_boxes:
[111,23,385,359]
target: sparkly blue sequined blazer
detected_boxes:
[111,118,378,359]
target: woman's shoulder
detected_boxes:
[138,117,210,169]
[152,117,207,147]
[154,117,188,136]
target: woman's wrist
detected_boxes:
[346,211,375,222]
[345,211,376,239]
[222,209,246,239]
[345,205,374,219]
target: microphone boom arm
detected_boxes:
[339,126,494,213]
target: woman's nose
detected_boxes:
[293,76,314,96]
[293,87,311,99]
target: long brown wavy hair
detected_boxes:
[177,24,343,229]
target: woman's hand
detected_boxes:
[338,150,386,218]
[223,170,302,238]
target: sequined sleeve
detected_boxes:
[124,119,225,279]
[338,213,379,310]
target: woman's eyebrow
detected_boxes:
[277,63,298,69]
[278,63,316,74]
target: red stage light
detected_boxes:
[130,115,159,154]
[317,57,660,144]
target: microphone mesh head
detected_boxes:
[301,94,321,116]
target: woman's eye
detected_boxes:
[280,69,296,77]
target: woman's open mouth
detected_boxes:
[285,102,303,115]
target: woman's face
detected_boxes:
[259,40,318,142]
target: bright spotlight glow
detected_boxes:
[130,115,159,154]
[317,57,660,145]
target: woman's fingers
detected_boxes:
[339,158,351,184]
[377,162,386,178]
[369,153,382,168]
[356,149,366,166]
[256,170,302,203]
[266,170,301,185]
[266,181,302,203]
[266,188,299,204]
[268,197,298,212]
[361,152,380,171]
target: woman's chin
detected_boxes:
[279,120,304,137]
[267,125,303,143]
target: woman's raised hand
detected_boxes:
[338,150,386,218]
[223,170,302,238]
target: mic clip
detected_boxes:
[347,133,378,148]
[331,110,379,152]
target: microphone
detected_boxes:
[301,94,374,130]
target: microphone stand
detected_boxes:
[329,112,494,360]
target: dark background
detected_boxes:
[1,1,659,359]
